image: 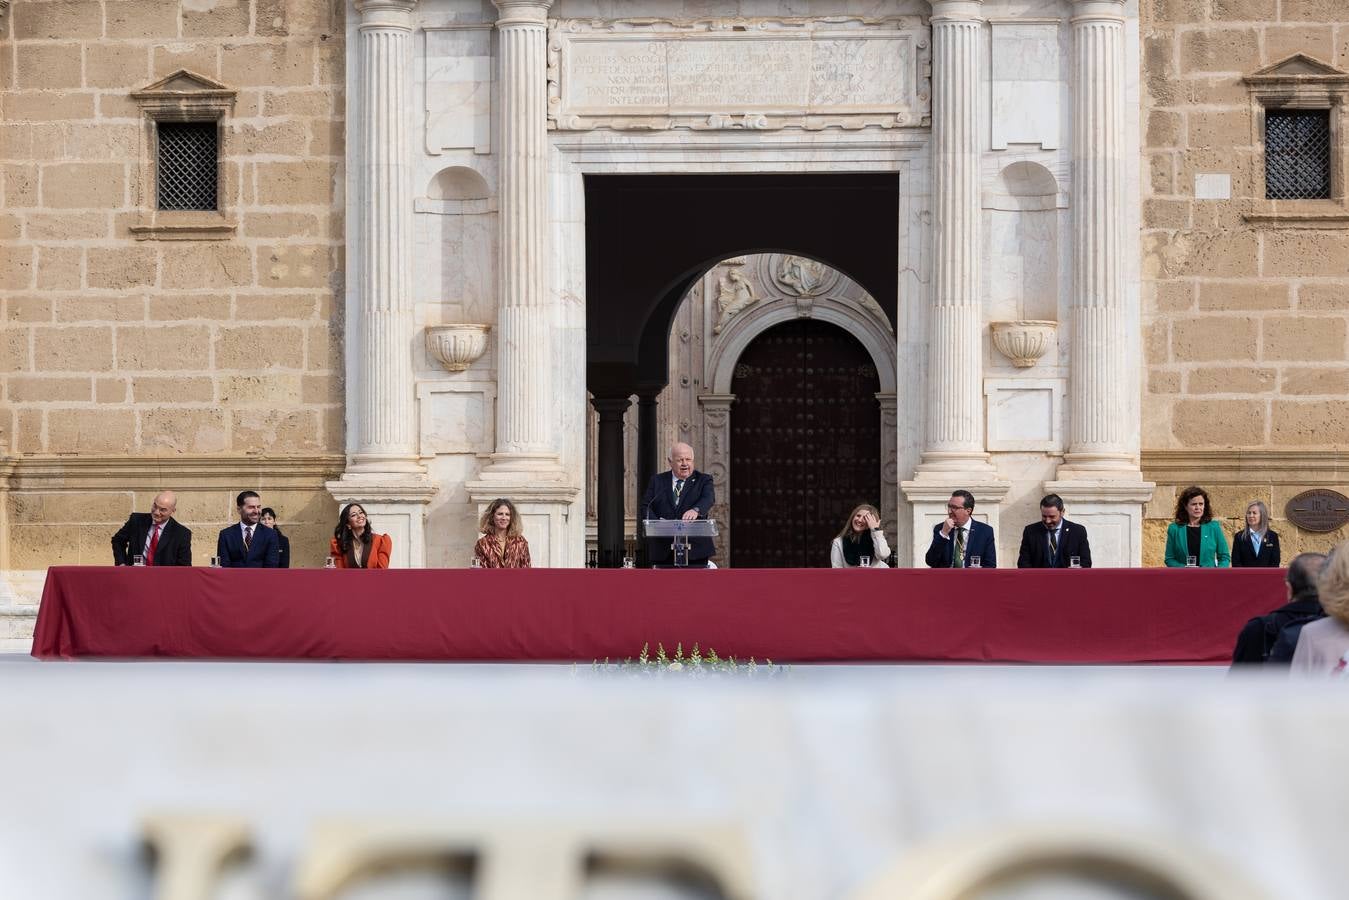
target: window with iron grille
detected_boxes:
[1265,109,1332,200]
[156,121,218,211]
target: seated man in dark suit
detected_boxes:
[1017,493,1092,568]
[111,490,192,566]
[216,490,281,568]
[640,442,715,567]
[1232,551,1327,666]
[924,489,996,568]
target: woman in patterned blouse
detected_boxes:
[473,498,532,568]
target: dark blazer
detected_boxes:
[215,522,281,568]
[1231,528,1280,568]
[641,469,715,565]
[925,519,997,568]
[111,513,192,566]
[1016,519,1092,569]
[1231,590,1322,665]
[276,532,291,569]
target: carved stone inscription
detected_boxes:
[549,18,929,131]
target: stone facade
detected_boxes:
[1140,0,1349,564]
[5,0,1343,625]
[0,0,347,611]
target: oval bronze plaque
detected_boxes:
[1285,489,1349,533]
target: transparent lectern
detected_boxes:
[642,519,719,568]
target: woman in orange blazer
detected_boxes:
[329,503,392,569]
[473,498,531,568]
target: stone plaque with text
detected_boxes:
[548,17,929,131]
[1285,489,1349,533]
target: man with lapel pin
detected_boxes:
[111,490,192,566]
[640,442,715,567]
[925,489,997,568]
[216,490,281,568]
[1016,493,1093,569]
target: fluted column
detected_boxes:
[467,0,577,567]
[902,0,1007,566]
[328,0,436,567]
[492,0,556,466]
[922,0,987,469]
[352,0,420,472]
[1064,0,1132,473]
[1046,0,1153,566]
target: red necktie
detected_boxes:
[244,526,253,551]
[147,525,160,566]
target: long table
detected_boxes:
[30,566,1286,663]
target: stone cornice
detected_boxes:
[1142,449,1349,484]
[5,455,347,491]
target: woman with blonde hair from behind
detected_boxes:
[1292,544,1349,675]
[830,503,891,568]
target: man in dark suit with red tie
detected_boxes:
[640,442,715,567]
[215,490,281,567]
[111,490,192,566]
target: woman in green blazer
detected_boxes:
[1164,485,1231,567]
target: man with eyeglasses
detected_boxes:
[924,490,996,568]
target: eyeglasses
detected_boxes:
[946,504,967,511]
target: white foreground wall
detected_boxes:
[1,662,1343,899]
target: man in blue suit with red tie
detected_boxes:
[640,442,715,567]
[924,489,997,568]
[216,490,281,567]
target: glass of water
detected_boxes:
[470,557,482,569]
[1069,556,1082,568]
[132,555,145,567]
[324,557,337,569]
[1185,555,1198,568]
[859,555,872,568]
[968,556,981,568]
[209,556,221,568]
[621,556,636,568]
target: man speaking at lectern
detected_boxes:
[641,442,715,567]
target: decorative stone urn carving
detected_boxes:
[990,320,1058,368]
[426,324,490,373]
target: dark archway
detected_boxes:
[584,173,900,566]
[730,319,882,568]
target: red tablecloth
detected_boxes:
[30,566,1286,663]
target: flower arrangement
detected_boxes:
[591,642,783,677]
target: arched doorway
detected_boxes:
[730,319,882,568]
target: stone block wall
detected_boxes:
[1140,1,1349,565]
[0,0,347,573]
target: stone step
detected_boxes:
[0,571,47,654]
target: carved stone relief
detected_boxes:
[548,17,931,132]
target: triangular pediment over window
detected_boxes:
[132,70,236,100]
[1246,54,1349,84]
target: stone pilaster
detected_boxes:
[1047,0,1152,565]
[350,0,420,474]
[698,393,734,566]
[466,0,578,565]
[921,0,989,472]
[327,0,435,566]
[1063,0,1134,477]
[903,0,1006,563]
